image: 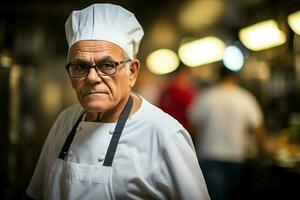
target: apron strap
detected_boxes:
[58,112,84,159]
[103,95,133,166]
[58,95,133,165]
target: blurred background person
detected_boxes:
[188,64,273,200]
[158,63,199,140]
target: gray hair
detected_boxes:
[122,50,131,75]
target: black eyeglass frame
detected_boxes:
[65,59,131,78]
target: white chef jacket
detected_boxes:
[26,96,210,200]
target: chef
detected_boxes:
[26,3,210,200]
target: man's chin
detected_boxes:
[80,101,109,113]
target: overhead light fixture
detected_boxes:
[178,36,225,67]
[223,45,244,71]
[146,49,180,75]
[0,55,12,68]
[239,19,286,51]
[178,0,224,31]
[288,10,300,35]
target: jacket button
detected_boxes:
[98,155,105,162]
[68,150,74,156]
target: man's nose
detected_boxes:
[86,67,102,83]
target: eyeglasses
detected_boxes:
[66,59,131,78]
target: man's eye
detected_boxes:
[73,64,87,70]
[100,62,115,68]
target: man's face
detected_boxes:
[68,40,139,114]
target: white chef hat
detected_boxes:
[65,3,144,59]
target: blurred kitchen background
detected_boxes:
[1,0,300,199]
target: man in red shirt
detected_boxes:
[158,64,198,141]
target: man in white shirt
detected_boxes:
[26,3,210,200]
[188,66,271,200]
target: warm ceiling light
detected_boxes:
[288,10,300,35]
[178,36,225,67]
[0,55,12,68]
[146,49,180,75]
[239,19,286,51]
[178,0,224,31]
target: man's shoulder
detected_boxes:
[59,104,83,117]
[132,96,192,150]
[46,104,83,145]
[54,104,84,127]
[139,97,185,132]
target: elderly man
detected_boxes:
[26,3,210,200]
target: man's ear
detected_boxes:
[128,59,140,88]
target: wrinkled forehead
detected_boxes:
[68,40,125,61]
